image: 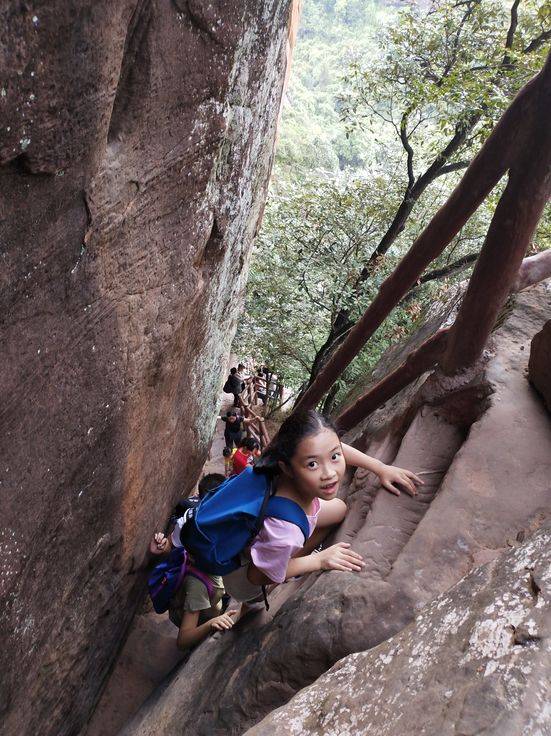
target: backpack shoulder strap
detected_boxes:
[249,472,273,541]
[264,496,310,542]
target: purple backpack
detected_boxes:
[148,546,214,614]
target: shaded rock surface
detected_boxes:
[85,605,186,736]
[121,283,551,735]
[248,526,551,736]
[0,2,294,735]
[84,391,235,736]
[529,318,551,412]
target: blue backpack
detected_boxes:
[148,546,214,614]
[179,466,309,576]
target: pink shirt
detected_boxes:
[250,497,320,583]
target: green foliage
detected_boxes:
[236,173,493,389]
[341,0,551,166]
[235,0,551,405]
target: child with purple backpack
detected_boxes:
[149,473,236,650]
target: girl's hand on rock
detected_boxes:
[317,543,364,572]
[149,532,169,555]
[210,610,238,632]
[379,465,424,497]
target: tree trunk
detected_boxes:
[294,60,542,413]
[298,7,535,398]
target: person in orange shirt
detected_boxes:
[232,438,260,475]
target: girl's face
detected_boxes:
[284,428,345,501]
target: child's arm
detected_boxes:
[177,609,238,650]
[149,532,173,556]
[246,542,364,585]
[341,442,423,497]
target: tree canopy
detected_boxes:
[234,0,550,410]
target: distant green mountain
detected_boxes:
[275,0,394,178]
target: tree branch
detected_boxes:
[434,160,470,177]
[419,251,480,284]
[400,112,416,189]
[505,0,520,52]
[400,252,479,305]
[523,30,551,55]
[437,0,480,86]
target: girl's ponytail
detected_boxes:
[254,409,338,476]
[253,445,280,475]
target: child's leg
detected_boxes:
[296,498,347,557]
[223,564,266,621]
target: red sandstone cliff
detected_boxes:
[0,2,296,734]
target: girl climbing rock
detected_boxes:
[151,409,422,619]
[221,409,423,611]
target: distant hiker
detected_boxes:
[254,369,267,405]
[223,446,236,477]
[220,409,259,449]
[232,437,260,475]
[174,409,424,616]
[267,371,278,400]
[223,367,245,407]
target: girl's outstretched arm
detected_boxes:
[341,443,423,497]
[246,542,364,586]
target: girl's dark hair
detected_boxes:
[254,409,338,476]
[198,473,226,498]
[230,367,237,375]
[242,437,260,452]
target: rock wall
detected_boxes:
[248,526,551,736]
[529,318,551,412]
[121,283,551,736]
[0,2,295,735]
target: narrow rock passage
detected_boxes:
[84,391,235,736]
[120,285,551,736]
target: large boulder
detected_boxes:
[0,2,295,735]
[121,284,551,736]
[248,526,551,736]
[529,316,551,412]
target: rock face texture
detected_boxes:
[122,283,551,736]
[86,605,187,736]
[248,527,551,736]
[0,2,294,735]
[529,318,551,411]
